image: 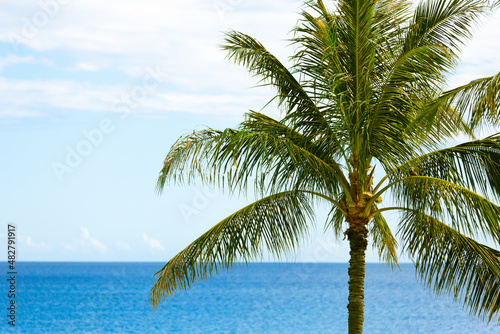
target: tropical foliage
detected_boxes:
[151,0,500,332]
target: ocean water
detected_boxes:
[1,262,498,333]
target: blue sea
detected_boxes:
[1,262,498,333]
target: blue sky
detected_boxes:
[1,0,500,262]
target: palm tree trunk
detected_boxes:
[346,222,368,334]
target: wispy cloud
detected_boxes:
[0,77,271,118]
[66,61,101,72]
[1,0,499,122]
[0,55,34,72]
[142,233,164,251]
[18,235,50,249]
[115,240,131,251]
[80,226,108,253]
[0,0,297,118]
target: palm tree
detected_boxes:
[150,0,500,332]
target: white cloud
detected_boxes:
[115,240,131,251]
[0,55,34,72]
[0,0,297,118]
[67,61,100,72]
[0,0,297,77]
[1,0,297,52]
[0,77,142,116]
[0,107,44,118]
[0,77,273,118]
[18,235,50,249]
[80,226,108,253]
[142,233,165,251]
[0,0,499,120]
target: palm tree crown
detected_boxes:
[150,1,500,332]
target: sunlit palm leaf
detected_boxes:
[150,190,314,306]
[387,134,500,198]
[370,212,398,266]
[399,211,500,322]
[393,176,500,242]
[157,126,349,197]
[221,31,333,137]
[435,72,500,128]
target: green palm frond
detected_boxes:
[405,98,471,145]
[334,0,380,168]
[367,1,493,163]
[157,126,349,197]
[435,72,500,128]
[387,134,500,198]
[336,0,378,98]
[372,0,413,37]
[399,211,500,322]
[372,43,460,142]
[393,176,500,242]
[368,0,494,165]
[221,30,313,114]
[370,212,398,266]
[404,0,491,55]
[291,0,347,100]
[149,190,314,307]
[241,111,344,162]
[324,193,348,239]
[221,31,333,137]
